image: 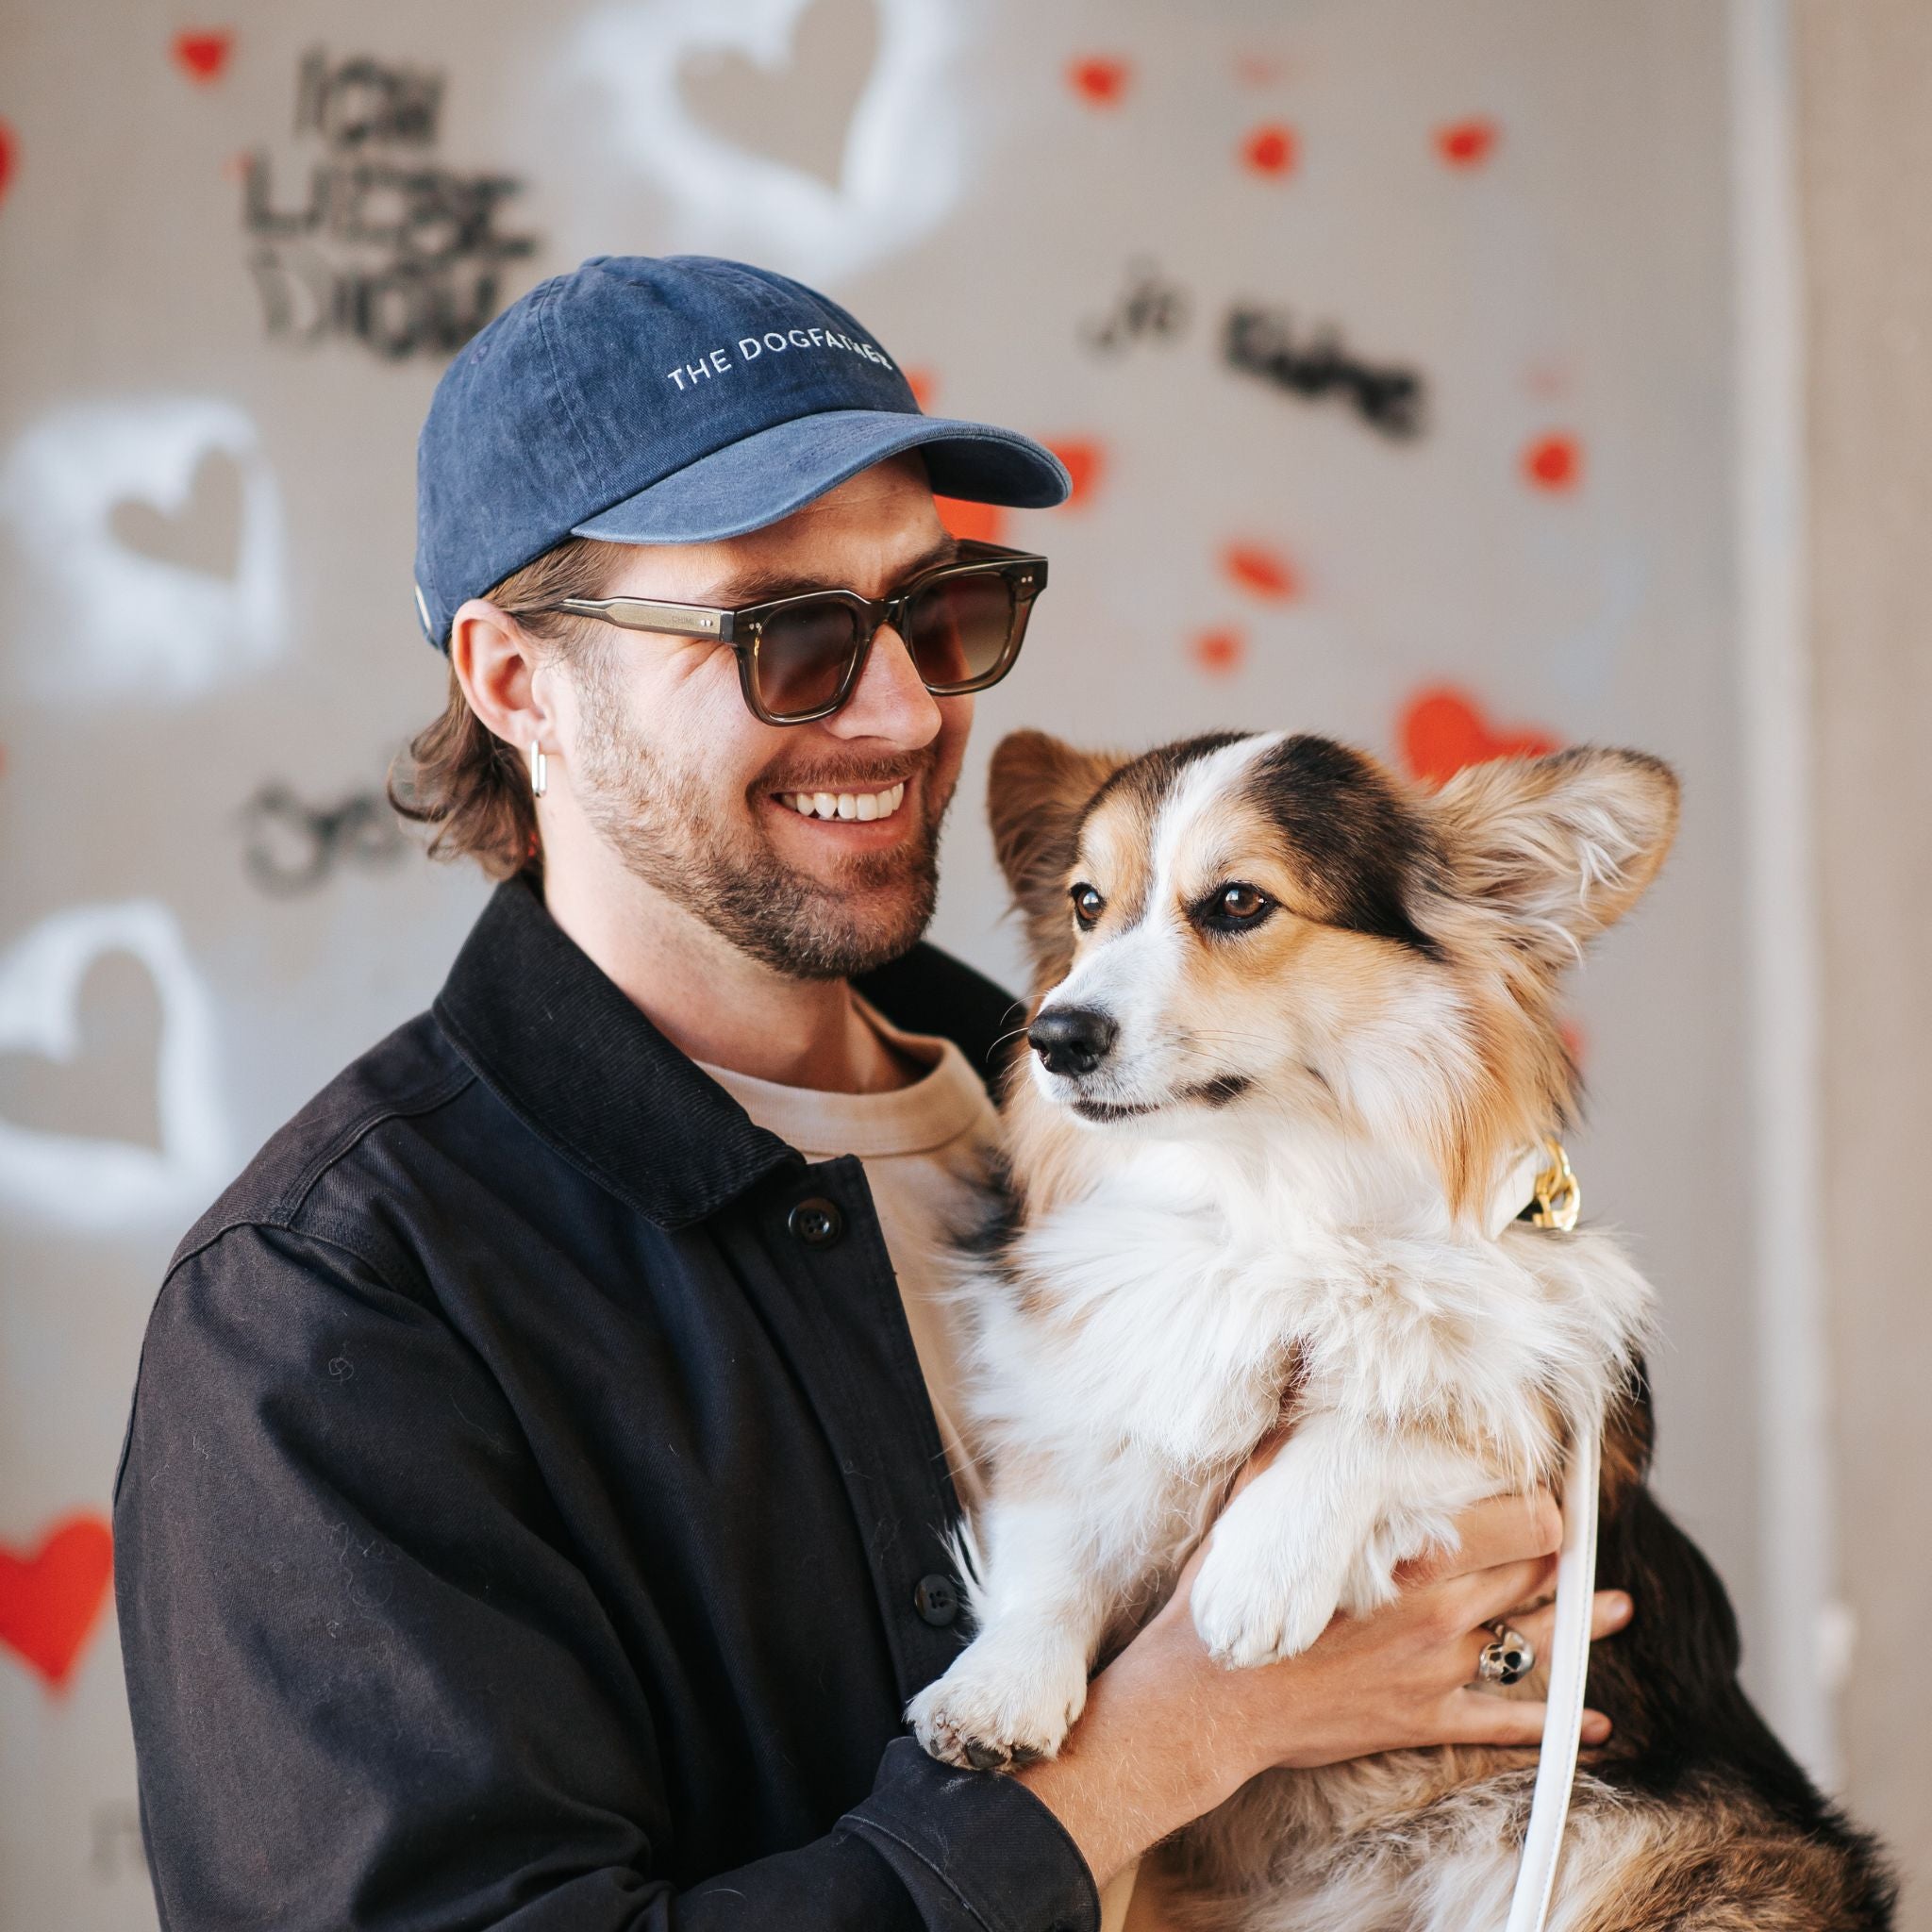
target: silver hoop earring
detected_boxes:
[528,741,548,799]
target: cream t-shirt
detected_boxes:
[699,998,1156,1932]
[697,996,993,1516]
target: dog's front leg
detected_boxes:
[907,1477,1113,1771]
[1190,1409,1479,1669]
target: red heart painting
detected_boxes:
[1523,433,1582,492]
[1400,687,1557,786]
[172,30,234,84]
[1222,541,1299,601]
[0,1513,113,1690]
[1436,118,1499,168]
[1068,58,1129,108]
[0,123,15,210]
[1044,439,1104,508]
[1241,123,1297,177]
[1191,626,1245,676]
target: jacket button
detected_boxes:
[913,1574,959,1627]
[788,1197,843,1248]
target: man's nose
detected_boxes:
[825,623,943,744]
[1028,1006,1118,1077]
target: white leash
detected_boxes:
[1503,1414,1600,1932]
[1488,1141,1600,1932]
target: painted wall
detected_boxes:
[1797,0,1932,1920]
[0,2,1808,1924]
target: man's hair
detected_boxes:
[390,538,621,878]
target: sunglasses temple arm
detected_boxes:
[548,598,740,642]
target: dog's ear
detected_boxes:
[988,730,1123,984]
[1433,746,1680,958]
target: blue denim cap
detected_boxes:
[413,254,1072,648]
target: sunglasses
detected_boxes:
[535,539,1048,726]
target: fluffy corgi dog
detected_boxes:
[909,729,1891,1930]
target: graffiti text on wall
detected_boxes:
[241,780,407,896]
[1223,304,1426,441]
[1081,258,1191,358]
[242,48,539,361]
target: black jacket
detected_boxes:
[113,876,1100,1932]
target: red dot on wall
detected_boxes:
[1435,117,1499,168]
[935,497,1008,545]
[1522,434,1583,491]
[1068,58,1130,107]
[903,366,939,412]
[1191,627,1245,676]
[172,29,234,83]
[1222,541,1300,601]
[0,124,16,209]
[1044,439,1104,508]
[1241,123,1298,176]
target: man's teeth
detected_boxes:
[783,782,906,823]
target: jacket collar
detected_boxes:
[432,876,1023,1231]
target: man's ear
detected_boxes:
[449,598,550,758]
[987,730,1123,984]
[1432,746,1680,958]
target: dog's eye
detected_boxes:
[1201,882,1274,931]
[1071,882,1106,928]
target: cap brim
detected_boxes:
[571,408,1070,545]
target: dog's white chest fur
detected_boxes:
[912,1138,1652,1767]
[982,1152,1309,1475]
[975,1139,1644,1481]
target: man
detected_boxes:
[114,256,1629,1931]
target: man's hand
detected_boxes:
[1013,1443,1631,1891]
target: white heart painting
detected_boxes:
[1,395,287,704]
[563,0,966,281]
[0,902,230,1232]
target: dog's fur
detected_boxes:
[908,729,1891,1930]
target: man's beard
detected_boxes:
[571,662,950,980]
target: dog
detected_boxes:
[908,728,1892,1929]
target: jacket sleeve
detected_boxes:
[112,1223,1099,1932]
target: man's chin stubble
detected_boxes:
[586,794,948,982]
[695,838,942,981]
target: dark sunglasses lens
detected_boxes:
[906,572,1017,691]
[754,601,862,719]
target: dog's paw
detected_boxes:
[1191,1534,1341,1669]
[906,1637,1088,1772]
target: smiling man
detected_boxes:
[113,256,1626,1932]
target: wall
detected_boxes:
[1796,0,1932,1920]
[0,2,1839,1924]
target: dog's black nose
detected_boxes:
[1028,1007,1118,1076]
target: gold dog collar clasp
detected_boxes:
[1527,1139,1581,1231]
